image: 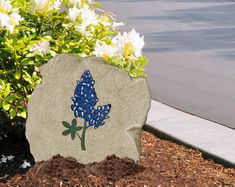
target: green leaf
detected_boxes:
[26,53,34,58]
[71,118,77,127]
[22,71,33,84]
[2,100,10,111]
[21,58,34,66]
[19,110,27,118]
[62,121,70,128]
[49,50,57,57]
[3,84,10,97]
[75,126,83,131]
[71,132,76,140]
[5,95,17,103]
[62,129,70,136]
[71,48,82,53]
[15,69,21,80]
[9,108,16,119]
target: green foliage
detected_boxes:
[0,0,148,137]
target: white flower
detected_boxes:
[68,6,80,21]
[6,155,15,161]
[74,24,86,34]
[70,5,98,34]
[0,0,12,14]
[31,0,61,12]
[127,29,145,57]
[112,21,125,30]
[99,14,111,27]
[112,29,145,59]
[10,8,24,25]
[0,155,14,163]
[0,9,23,33]
[20,161,31,169]
[93,41,117,59]
[80,5,98,28]
[29,40,50,56]
[0,12,11,28]
[51,0,62,10]
[0,155,8,163]
[31,0,49,11]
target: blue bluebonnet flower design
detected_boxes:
[62,70,111,151]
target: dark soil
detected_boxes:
[1,131,235,186]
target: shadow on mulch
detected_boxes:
[0,130,235,186]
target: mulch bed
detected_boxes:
[0,130,234,186]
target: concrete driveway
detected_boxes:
[100,0,235,129]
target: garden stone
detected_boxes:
[26,54,151,164]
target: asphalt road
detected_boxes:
[99,0,235,129]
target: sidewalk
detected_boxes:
[146,100,235,167]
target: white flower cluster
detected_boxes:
[68,4,98,34]
[0,155,31,169]
[29,40,51,56]
[67,1,124,35]
[93,29,145,60]
[0,0,23,33]
[31,0,62,12]
[0,155,14,163]
[0,0,147,76]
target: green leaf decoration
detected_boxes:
[62,121,70,128]
[62,129,70,136]
[71,118,77,127]
[61,119,83,140]
[71,132,76,140]
[75,126,83,131]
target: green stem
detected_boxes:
[75,131,82,140]
[81,120,89,151]
[38,16,45,36]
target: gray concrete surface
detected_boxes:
[100,0,235,129]
[146,100,235,167]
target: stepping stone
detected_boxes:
[26,54,151,164]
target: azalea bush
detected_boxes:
[0,0,148,137]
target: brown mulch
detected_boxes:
[1,131,235,187]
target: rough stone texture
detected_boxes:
[26,54,151,164]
